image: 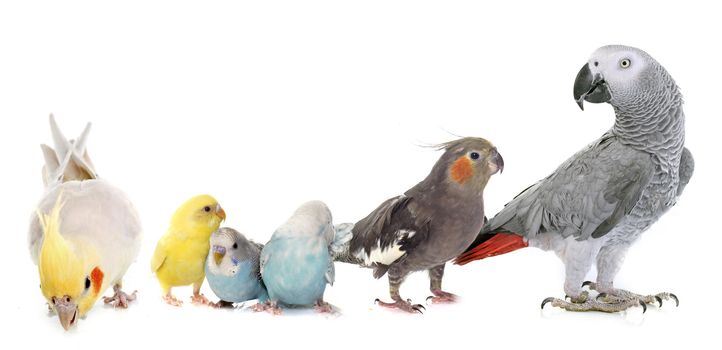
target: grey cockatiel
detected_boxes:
[28,115,142,330]
[456,45,693,313]
[335,138,504,313]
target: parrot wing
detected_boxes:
[325,260,335,286]
[150,237,168,273]
[485,133,655,241]
[350,195,431,278]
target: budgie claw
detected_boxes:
[162,294,183,307]
[190,293,211,305]
[251,301,282,315]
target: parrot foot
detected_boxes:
[103,286,137,309]
[210,300,234,308]
[426,289,458,304]
[541,290,643,313]
[251,301,283,315]
[374,298,425,314]
[190,293,211,305]
[582,281,679,308]
[314,300,336,314]
[162,294,183,307]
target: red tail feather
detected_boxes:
[454,233,528,265]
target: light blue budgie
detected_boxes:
[254,201,346,315]
[205,227,268,307]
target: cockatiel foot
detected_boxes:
[582,281,679,308]
[162,294,183,307]
[426,290,458,304]
[210,300,234,308]
[251,301,283,315]
[190,293,211,305]
[541,296,644,313]
[103,288,137,308]
[375,298,425,314]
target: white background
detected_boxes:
[1,1,720,349]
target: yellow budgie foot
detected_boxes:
[190,293,211,305]
[162,294,183,307]
[103,284,137,308]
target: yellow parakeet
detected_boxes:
[28,115,142,330]
[151,194,226,306]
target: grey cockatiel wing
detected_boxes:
[349,195,431,278]
[486,133,655,241]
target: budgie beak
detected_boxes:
[53,296,79,331]
[216,205,226,222]
[213,245,226,266]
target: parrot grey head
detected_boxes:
[280,200,335,241]
[573,45,679,112]
[430,137,503,193]
[208,227,258,276]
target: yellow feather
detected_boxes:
[151,194,225,294]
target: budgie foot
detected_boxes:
[314,300,335,314]
[251,301,283,315]
[190,293,211,305]
[162,294,183,307]
[583,281,679,309]
[374,297,425,314]
[103,285,137,308]
[426,289,458,304]
[210,300,234,308]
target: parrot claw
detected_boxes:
[582,281,594,288]
[375,298,425,314]
[251,301,282,315]
[426,290,458,304]
[639,300,647,314]
[541,297,555,309]
[162,294,183,307]
[190,293,211,306]
[655,296,663,308]
[670,293,679,307]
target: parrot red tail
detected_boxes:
[454,233,528,265]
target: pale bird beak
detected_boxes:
[212,245,226,266]
[216,205,226,222]
[54,296,79,331]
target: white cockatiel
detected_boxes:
[28,115,142,330]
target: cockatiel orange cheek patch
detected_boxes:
[450,156,474,184]
[91,267,104,294]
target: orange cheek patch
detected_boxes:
[450,157,474,184]
[91,267,104,295]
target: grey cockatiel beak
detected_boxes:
[54,296,79,330]
[574,63,611,110]
[491,148,504,174]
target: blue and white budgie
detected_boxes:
[205,227,268,307]
[456,45,693,313]
[254,201,339,315]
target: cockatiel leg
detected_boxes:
[426,264,458,304]
[374,267,425,313]
[103,283,137,309]
[190,279,210,305]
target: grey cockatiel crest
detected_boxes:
[336,137,503,312]
[457,45,693,313]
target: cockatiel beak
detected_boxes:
[216,205,226,222]
[573,63,611,110]
[54,296,79,331]
[491,147,504,174]
[212,245,226,266]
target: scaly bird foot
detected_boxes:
[210,300,234,309]
[541,295,644,313]
[103,288,137,309]
[375,298,425,314]
[314,300,336,314]
[190,293,211,306]
[162,294,183,307]
[582,281,679,309]
[251,301,283,315]
[426,290,458,304]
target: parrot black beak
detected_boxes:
[213,245,226,266]
[53,296,79,331]
[491,148,504,174]
[573,63,611,110]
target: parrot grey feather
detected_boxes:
[677,147,694,197]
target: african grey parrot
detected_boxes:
[455,45,693,312]
[334,137,504,313]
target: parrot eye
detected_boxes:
[84,277,91,290]
[232,243,238,249]
[203,206,211,213]
[620,58,631,68]
[65,296,71,303]
[469,152,480,160]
